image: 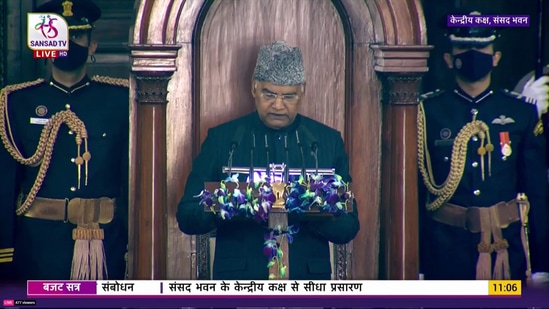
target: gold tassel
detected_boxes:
[82,138,91,186]
[491,206,510,279]
[485,130,494,177]
[477,131,486,181]
[476,244,493,280]
[492,241,511,280]
[70,224,107,280]
[476,209,493,280]
[77,143,81,190]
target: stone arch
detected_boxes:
[128,0,431,280]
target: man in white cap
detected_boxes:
[177,41,359,280]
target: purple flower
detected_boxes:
[286,197,303,213]
[260,186,276,203]
[310,180,324,192]
[263,238,278,260]
[325,190,339,205]
[254,200,271,222]
[216,188,226,197]
[233,188,246,205]
[285,224,300,244]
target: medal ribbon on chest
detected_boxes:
[499,131,512,158]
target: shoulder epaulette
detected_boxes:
[91,75,129,88]
[0,79,45,98]
[501,89,536,104]
[419,89,444,101]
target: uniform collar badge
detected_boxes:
[35,105,48,117]
[492,115,515,125]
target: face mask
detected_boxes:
[452,49,494,82]
[52,40,89,71]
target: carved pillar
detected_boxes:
[371,45,433,280]
[128,44,181,279]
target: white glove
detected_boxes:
[521,76,549,117]
[532,272,549,287]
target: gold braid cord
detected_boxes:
[0,79,92,215]
[91,75,129,88]
[417,102,494,211]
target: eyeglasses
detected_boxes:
[260,91,300,104]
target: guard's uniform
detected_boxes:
[0,75,129,281]
[0,0,129,281]
[418,87,549,279]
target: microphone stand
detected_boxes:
[264,134,270,181]
[295,131,306,177]
[284,135,289,183]
[249,132,255,185]
[311,143,319,175]
[227,144,236,178]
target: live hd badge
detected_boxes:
[27,13,69,59]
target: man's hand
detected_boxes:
[521,76,549,117]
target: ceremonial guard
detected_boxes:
[418,13,549,281]
[0,0,129,280]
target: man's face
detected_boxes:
[252,81,304,130]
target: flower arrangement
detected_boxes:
[195,173,353,278]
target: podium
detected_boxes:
[203,164,353,280]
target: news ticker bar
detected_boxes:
[447,15,530,27]
[28,280,522,297]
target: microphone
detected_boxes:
[283,135,289,183]
[264,134,270,180]
[300,126,319,174]
[228,125,246,177]
[295,131,306,177]
[249,132,256,185]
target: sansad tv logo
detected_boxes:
[27,13,69,59]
